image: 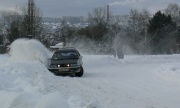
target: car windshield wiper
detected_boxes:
[66,57,78,59]
[51,58,65,60]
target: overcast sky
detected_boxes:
[0,0,180,17]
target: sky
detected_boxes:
[0,0,180,18]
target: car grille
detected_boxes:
[51,64,69,68]
[59,64,69,67]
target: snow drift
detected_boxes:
[0,57,71,108]
[0,39,100,108]
[0,38,180,108]
[8,39,51,67]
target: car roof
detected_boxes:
[54,47,81,56]
[55,47,78,53]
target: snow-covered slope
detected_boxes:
[0,39,180,108]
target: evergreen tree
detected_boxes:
[148,11,173,33]
[148,11,177,54]
[0,35,3,45]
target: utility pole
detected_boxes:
[28,0,35,39]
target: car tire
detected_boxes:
[75,66,84,77]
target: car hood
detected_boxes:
[50,59,78,65]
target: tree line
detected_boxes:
[0,3,180,54]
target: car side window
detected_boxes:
[52,53,61,59]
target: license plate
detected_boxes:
[59,68,69,71]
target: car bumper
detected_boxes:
[48,66,81,74]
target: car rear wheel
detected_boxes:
[75,67,84,77]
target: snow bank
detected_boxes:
[0,91,70,108]
[68,96,101,108]
[8,39,51,67]
[157,62,180,83]
[35,92,70,108]
[4,39,180,108]
[0,58,100,108]
[0,39,101,108]
[0,91,38,108]
[0,59,71,108]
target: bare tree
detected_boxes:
[0,10,23,43]
[0,2,43,44]
[53,19,69,45]
[139,9,151,42]
[88,7,108,41]
[164,3,180,23]
[88,7,107,26]
[0,9,22,26]
[127,9,151,54]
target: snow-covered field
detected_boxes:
[0,39,180,108]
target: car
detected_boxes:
[48,47,84,77]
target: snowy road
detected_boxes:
[63,55,180,108]
[0,39,180,108]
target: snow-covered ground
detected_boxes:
[0,39,180,108]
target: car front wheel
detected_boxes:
[75,67,84,77]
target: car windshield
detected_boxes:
[52,51,78,60]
